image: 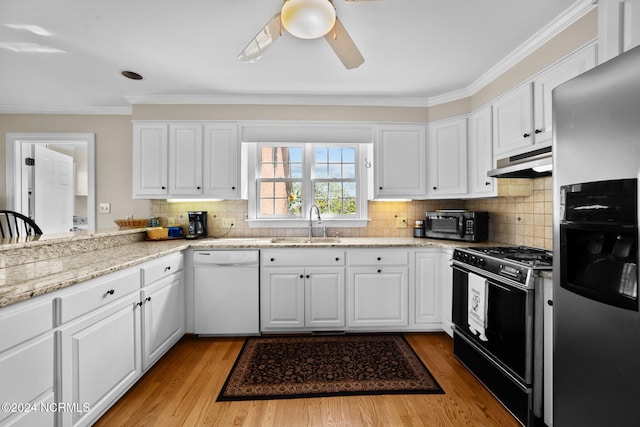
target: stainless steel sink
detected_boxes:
[269,237,341,244]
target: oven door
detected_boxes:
[452,264,534,384]
[426,215,464,235]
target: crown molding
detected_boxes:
[444,0,597,105]
[0,0,597,114]
[124,94,430,108]
[0,105,132,115]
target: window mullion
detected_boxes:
[303,144,315,218]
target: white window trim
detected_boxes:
[246,142,370,228]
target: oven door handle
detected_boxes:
[458,216,465,239]
[452,263,522,294]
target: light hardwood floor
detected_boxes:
[95,333,520,427]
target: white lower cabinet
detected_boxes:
[141,274,184,371]
[413,251,441,327]
[58,291,142,427]
[0,296,55,427]
[261,249,345,332]
[56,253,184,427]
[347,266,409,328]
[140,253,185,371]
[346,250,409,329]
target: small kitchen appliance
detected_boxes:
[413,220,425,238]
[186,211,207,239]
[451,245,552,426]
[425,210,488,242]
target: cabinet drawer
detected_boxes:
[0,297,53,354]
[262,249,345,266]
[57,267,140,324]
[142,253,184,286]
[347,250,408,266]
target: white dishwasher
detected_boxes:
[193,250,260,335]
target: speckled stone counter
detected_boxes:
[0,232,500,308]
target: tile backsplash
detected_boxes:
[466,177,552,250]
[151,177,552,250]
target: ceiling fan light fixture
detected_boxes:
[281,0,336,40]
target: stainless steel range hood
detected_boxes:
[488,146,552,178]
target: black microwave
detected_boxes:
[424,210,489,242]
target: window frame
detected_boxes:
[246,142,370,228]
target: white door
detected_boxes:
[34,145,74,233]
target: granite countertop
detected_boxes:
[0,235,500,308]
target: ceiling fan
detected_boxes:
[238,0,370,69]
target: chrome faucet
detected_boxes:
[308,204,322,239]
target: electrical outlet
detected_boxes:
[99,202,111,214]
[395,216,407,228]
[221,218,234,228]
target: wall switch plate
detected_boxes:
[221,218,234,228]
[396,216,407,228]
[99,202,111,214]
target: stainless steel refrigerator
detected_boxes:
[553,45,640,426]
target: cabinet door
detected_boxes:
[132,123,168,198]
[533,44,597,147]
[305,267,345,329]
[374,125,427,198]
[414,252,441,326]
[427,118,468,197]
[468,106,496,197]
[59,293,141,427]
[261,268,305,329]
[492,83,533,157]
[0,333,55,427]
[599,0,640,61]
[141,275,184,371]
[203,124,240,198]
[439,250,454,337]
[347,266,408,328]
[624,0,640,52]
[168,124,203,196]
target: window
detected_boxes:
[312,146,357,216]
[258,145,304,217]
[247,142,369,226]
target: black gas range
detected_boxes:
[452,246,552,290]
[451,245,552,426]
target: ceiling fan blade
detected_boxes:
[238,13,282,63]
[324,17,364,69]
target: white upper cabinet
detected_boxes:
[599,0,640,62]
[532,43,597,148]
[492,43,597,160]
[133,122,240,199]
[132,123,169,198]
[468,106,496,197]
[427,118,468,198]
[374,125,427,199]
[624,0,640,51]
[203,124,240,198]
[169,124,203,196]
[491,83,534,158]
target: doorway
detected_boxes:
[5,133,95,233]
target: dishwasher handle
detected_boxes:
[193,250,259,266]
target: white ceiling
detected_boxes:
[0,0,594,113]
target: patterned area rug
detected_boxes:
[217,334,444,401]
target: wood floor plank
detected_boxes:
[94,333,520,427]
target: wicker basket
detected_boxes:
[146,227,169,240]
[114,218,149,228]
